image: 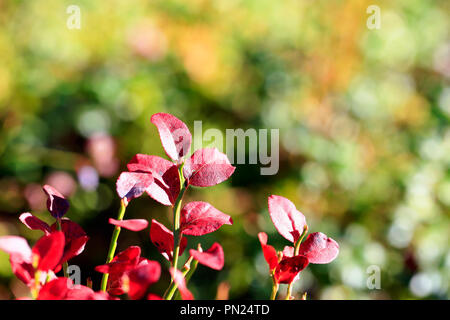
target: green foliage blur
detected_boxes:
[0,0,449,300]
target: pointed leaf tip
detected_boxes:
[150,219,187,261]
[151,113,192,161]
[180,202,233,236]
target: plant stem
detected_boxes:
[164,165,187,300]
[285,226,308,300]
[270,278,279,300]
[56,218,69,278]
[100,198,128,292]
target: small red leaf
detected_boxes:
[189,243,224,270]
[38,278,114,300]
[274,255,309,284]
[258,232,278,271]
[180,202,233,236]
[0,236,32,261]
[170,268,194,300]
[298,232,339,264]
[183,148,235,187]
[43,185,70,218]
[32,232,65,272]
[150,220,187,261]
[127,154,180,206]
[268,195,307,243]
[19,213,51,235]
[151,113,192,161]
[109,218,149,232]
[95,246,141,274]
[125,261,161,300]
[116,171,154,201]
[50,219,88,264]
[37,278,71,300]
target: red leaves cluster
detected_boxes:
[95,246,161,299]
[112,113,234,299]
[0,113,340,301]
[0,185,89,291]
[259,195,339,285]
[116,113,235,205]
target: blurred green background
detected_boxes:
[0,0,449,300]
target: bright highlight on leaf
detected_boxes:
[268,195,307,243]
[116,171,154,201]
[150,219,187,261]
[258,232,278,272]
[183,148,235,187]
[19,213,51,235]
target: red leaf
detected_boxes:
[10,255,35,285]
[50,219,88,264]
[95,246,142,296]
[150,219,187,261]
[170,268,194,300]
[147,293,163,300]
[124,261,161,300]
[37,278,71,300]
[151,113,192,161]
[257,232,278,271]
[0,236,32,261]
[127,154,180,206]
[189,243,224,270]
[43,185,70,218]
[116,171,154,201]
[183,148,235,187]
[109,218,149,232]
[282,246,294,258]
[31,232,65,271]
[298,232,339,264]
[180,202,233,236]
[268,195,307,243]
[274,255,309,284]
[19,213,51,235]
